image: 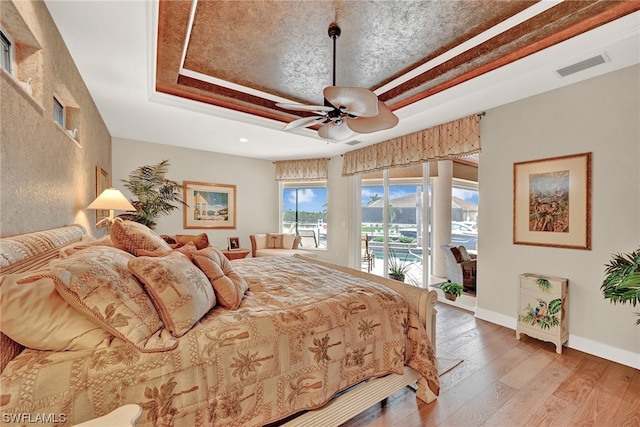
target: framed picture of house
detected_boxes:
[513,152,591,250]
[95,166,110,226]
[183,181,236,229]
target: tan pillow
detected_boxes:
[21,246,177,352]
[190,247,248,309]
[175,233,210,250]
[136,241,198,257]
[109,219,171,256]
[59,235,114,258]
[128,251,215,337]
[266,233,284,249]
[0,274,112,351]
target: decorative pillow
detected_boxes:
[458,245,471,261]
[160,234,178,245]
[128,251,215,337]
[282,233,296,249]
[253,234,267,249]
[0,273,112,351]
[175,233,210,250]
[190,247,248,309]
[59,235,114,258]
[450,246,463,263]
[136,241,198,257]
[109,219,171,256]
[266,233,284,249]
[20,246,177,352]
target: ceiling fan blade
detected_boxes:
[323,86,379,117]
[346,101,399,134]
[283,116,327,131]
[318,121,355,141]
[276,102,334,113]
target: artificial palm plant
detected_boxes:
[388,247,413,281]
[118,160,186,229]
[601,248,640,325]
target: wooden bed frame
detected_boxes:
[0,225,438,426]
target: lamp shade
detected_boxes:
[87,188,135,211]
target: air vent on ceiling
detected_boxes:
[346,140,363,146]
[555,54,609,78]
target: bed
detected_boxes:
[0,223,438,426]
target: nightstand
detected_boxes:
[220,248,250,260]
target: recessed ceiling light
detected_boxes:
[239,137,249,143]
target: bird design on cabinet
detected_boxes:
[532,298,548,325]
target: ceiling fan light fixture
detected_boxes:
[318,121,354,141]
[278,23,399,141]
[346,101,399,134]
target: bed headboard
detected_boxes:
[0,224,88,372]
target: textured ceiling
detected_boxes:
[156,0,638,126]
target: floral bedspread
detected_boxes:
[0,256,438,426]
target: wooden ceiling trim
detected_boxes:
[385,1,640,110]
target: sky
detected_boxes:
[283,184,478,213]
[362,185,479,205]
[282,187,327,212]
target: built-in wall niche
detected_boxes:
[1,2,43,104]
[53,82,81,145]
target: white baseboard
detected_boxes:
[474,308,640,369]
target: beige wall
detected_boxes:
[111,138,278,251]
[477,65,640,368]
[0,0,111,237]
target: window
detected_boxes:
[281,182,327,249]
[53,96,65,127]
[1,30,12,74]
[452,179,478,254]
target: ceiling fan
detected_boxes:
[276,24,399,141]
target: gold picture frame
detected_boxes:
[513,152,591,250]
[95,166,110,226]
[183,181,236,229]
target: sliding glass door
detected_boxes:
[359,165,432,287]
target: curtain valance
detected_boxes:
[275,158,328,181]
[342,114,481,176]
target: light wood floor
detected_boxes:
[340,303,640,427]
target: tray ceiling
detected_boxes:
[156,1,637,125]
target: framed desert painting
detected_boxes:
[513,152,591,250]
[183,181,236,229]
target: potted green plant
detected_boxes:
[441,282,463,301]
[601,248,640,325]
[388,247,413,282]
[118,160,187,229]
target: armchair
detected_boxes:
[441,244,477,293]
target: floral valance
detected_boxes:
[275,158,328,181]
[342,114,481,176]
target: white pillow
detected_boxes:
[282,233,296,249]
[253,234,267,249]
[458,245,471,261]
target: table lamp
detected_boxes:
[87,188,135,227]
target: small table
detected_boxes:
[220,248,250,260]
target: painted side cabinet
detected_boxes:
[516,273,568,354]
